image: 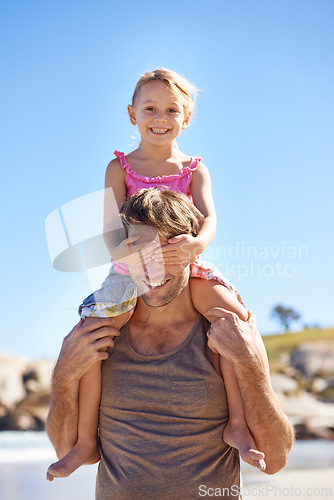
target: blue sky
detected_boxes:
[1,0,333,358]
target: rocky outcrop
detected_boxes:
[291,341,334,379]
[272,386,334,440]
[0,354,55,431]
[0,355,28,409]
[272,341,334,439]
[270,373,299,395]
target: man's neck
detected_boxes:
[131,283,198,327]
[128,283,199,356]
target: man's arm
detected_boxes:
[47,366,80,458]
[46,318,119,458]
[207,309,295,475]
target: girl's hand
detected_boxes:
[151,234,204,266]
[113,236,159,267]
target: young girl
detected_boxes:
[47,68,266,481]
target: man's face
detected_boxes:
[127,223,190,308]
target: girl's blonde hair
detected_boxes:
[131,68,198,116]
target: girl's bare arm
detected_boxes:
[156,162,217,265]
[103,158,127,257]
[190,162,217,252]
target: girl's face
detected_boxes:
[128,80,191,147]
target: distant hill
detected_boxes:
[262,327,334,372]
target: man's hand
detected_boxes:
[206,308,259,366]
[54,317,121,384]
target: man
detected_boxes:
[47,188,294,499]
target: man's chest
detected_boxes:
[128,322,194,355]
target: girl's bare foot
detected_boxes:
[46,441,100,481]
[223,420,266,471]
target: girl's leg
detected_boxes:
[47,362,102,480]
[190,278,266,471]
[47,313,129,480]
[219,357,266,470]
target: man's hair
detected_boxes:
[120,188,204,241]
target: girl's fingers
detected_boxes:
[156,259,185,266]
[120,242,158,266]
[139,241,160,256]
[153,249,178,259]
[159,245,181,254]
[168,235,187,243]
[153,246,191,258]
[128,241,158,258]
[153,252,182,260]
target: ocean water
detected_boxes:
[0,431,56,463]
[0,432,97,500]
[0,432,334,500]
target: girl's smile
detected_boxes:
[150,127,170,134]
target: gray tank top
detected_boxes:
[96,314,240,500]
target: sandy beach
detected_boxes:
[1,462,333,500]
[243,468,333,499]
[240,439,334,499]
[0,435,333,500]
[0,460,98,500]
[240,465,334,500]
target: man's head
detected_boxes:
[119,188,204,307]
[120,187,203,241]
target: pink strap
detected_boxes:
[114,150,202,182]
[114,150,127,169]
[187,156,202,172]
